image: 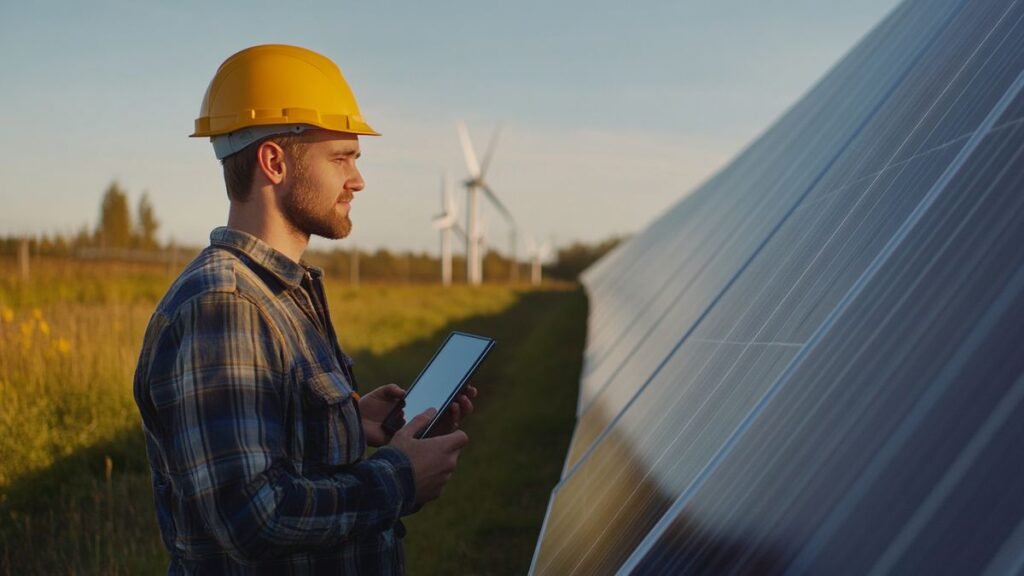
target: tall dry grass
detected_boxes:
[0,258,172,573]
[1,256,583,575]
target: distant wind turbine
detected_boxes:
[457,121,518,285]
[528,238,551,286]
[432,172,465,286]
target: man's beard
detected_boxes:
[282,167,352,240]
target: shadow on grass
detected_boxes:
[1,285,588,576]
[0,427,166,575]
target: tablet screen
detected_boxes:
[402,332,493,427]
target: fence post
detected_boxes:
[18,237,30,282]
[166,239,180,277]
[350,246,359,287]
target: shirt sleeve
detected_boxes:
[141,291,417,564]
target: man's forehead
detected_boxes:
[307,130,361,153]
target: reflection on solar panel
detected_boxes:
[530,1,1024,574]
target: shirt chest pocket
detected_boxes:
[298,368,366,468]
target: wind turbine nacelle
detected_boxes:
[433,214,458,230]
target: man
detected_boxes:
[133,44,475,574]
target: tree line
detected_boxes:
[1,181,625,282]
[94,181,160,250]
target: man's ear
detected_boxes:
[256,140,287,185]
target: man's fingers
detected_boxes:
[457,395,474,417]
[434,429,469,451]
[382,383,405,398]
[399,408,436,436]
[451,429,469,449]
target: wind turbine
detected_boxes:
[432,172,464,286]
[457,121,518,285]
[477,212,492,277]
[527,237,551,286]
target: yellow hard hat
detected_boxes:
[191,44,379,145]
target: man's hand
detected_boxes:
[430,384,478,435]
[389,409,470,505]
[358,384,405,447]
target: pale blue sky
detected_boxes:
[0,1,901,255]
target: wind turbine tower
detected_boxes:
[432,172,461,286]
[528,238,550,286]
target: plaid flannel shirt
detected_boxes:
[133,227,416,574]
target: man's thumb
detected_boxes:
[400,408,436,436]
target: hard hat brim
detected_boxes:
[191,109,379,138]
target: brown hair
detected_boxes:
[221,134,307,202]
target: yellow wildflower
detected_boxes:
[54,337,72,355]
[0,306,12,324]
[32,308,43,321]
[19,321,34,351]
[38,320,50,337]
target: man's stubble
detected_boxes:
[281,154,353,240]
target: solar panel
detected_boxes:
[532,1,1024,573]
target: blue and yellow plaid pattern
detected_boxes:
[134,227,416,574]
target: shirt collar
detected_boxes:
[209,226,321,288]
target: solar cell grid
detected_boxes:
[996,81,1024,121]
[572,0,955,399]
[568,0,968,437]
[892,4,1024,163]
[545,133,969,571]
[576,0,1020,470]
[624,117,1024,575]
[820,2,1024,186]
[537,341,800,575]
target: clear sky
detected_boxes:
[0,1,901,256]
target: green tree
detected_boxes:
[546,235,628,281]
[97,181,133,249]
[136,192,160,250]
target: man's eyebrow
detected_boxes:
[330,150,361,159]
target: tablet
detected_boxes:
[382,331,495,438]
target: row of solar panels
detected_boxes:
[532,0,1024,573]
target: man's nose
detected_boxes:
[349,169,365,192]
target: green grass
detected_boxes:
[0,257,586,575]
[402,288,587,575]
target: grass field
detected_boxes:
[0,257,587,575]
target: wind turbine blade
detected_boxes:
[432,213,457,229]
[432,169,456,223]
[444,174,457,214]
[480,183,515,225]
[477,212,491,252]
[440,171,447,211]
[479,123,502,178]
[457,121,481,179]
